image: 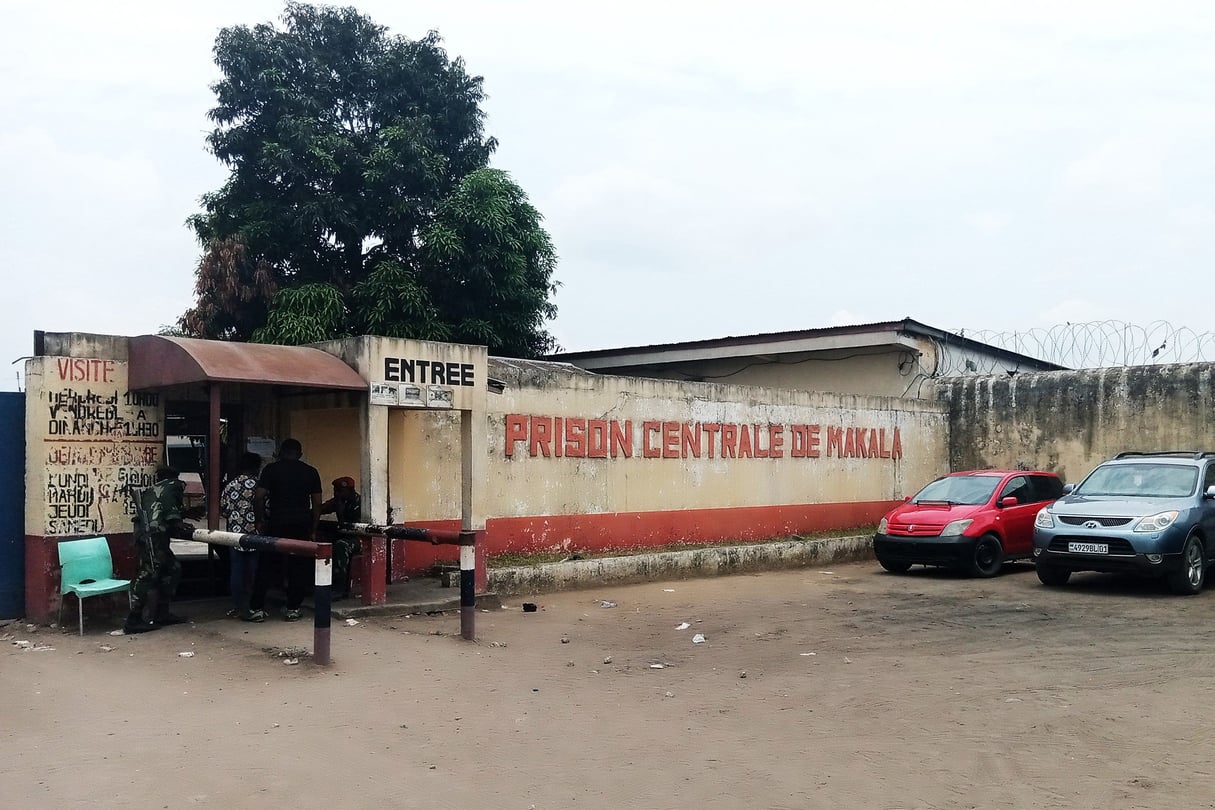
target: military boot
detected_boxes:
[122,610,158,634]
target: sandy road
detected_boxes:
[4,561,1215,809]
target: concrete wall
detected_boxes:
[289,406,362,494]
[936,363,1215,484]
[23,349,164,621]
[393,358,950,558]
[316,334,489,546]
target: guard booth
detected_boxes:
[22,331,487,624]
[307,335,488,599]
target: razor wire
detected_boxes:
[950,320,1215,372]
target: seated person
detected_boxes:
[320,477,362,600]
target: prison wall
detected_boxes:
[394,358,950,562]
[936,363,1215,484]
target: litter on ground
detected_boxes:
[692,634,707,644]
[675,622,691,630]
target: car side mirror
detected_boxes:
[1062,483,1075,495]
[999,496,1018,508]
[1205,485,1215,499]
[903,495,912,502]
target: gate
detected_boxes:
[0,391,25,618]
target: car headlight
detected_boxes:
[1034,508,1055,529]
[878,517,888,533]
[1134,511,1179,532]
[941,518,973,536]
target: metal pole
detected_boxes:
[191,529,318,556]
[188,530,334,665]
[207,383,221,530]
[338,523,478,639]
[459,531,476,640]
[313,543,333,666]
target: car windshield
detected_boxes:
[913,475,1000,505]
[1077,463,1198,498]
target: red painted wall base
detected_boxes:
[25,533,136,625]
[386,500,893,584]
[24,501,892,623]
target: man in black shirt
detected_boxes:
[248,438,322,622]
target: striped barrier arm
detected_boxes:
[189,529,334,665]
[336,523,478,640]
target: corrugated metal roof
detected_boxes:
[550,317,1065,371]
[127,335,367,391]
[552,319,915,359]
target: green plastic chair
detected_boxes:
[57,537,132,636]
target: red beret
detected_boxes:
[332,477,356,489]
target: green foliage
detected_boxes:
[420,168,559,357]
[252,283,347,344]
[183,2,558,355]
[350,260,450,341]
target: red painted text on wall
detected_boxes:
[504,415,902,460]
[56,358,115,383]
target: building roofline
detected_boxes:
[550,317,1066,371]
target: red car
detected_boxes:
[874,470,1064,577]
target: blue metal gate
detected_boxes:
[0,392,25,618]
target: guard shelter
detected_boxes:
[22,331,488,624]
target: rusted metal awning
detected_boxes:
[127,335,366,391]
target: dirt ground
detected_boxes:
[5,561,1215,810]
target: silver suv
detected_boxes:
[1032,452,1215,594]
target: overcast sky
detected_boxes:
[3,1,1213,390]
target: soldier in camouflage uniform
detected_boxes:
[320,477,362,600]
[124,464,194,634]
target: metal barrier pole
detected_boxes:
[313,543,333,666]
[189,530,334,665]
[342,523,479,639]
[459,530,476,640]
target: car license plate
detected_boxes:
[1068,542,1109,554]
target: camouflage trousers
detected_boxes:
[333,535,359,577]
[131,533,181,610]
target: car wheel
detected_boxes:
[1035,563,1071,586]
[1167,534,1206,596]
[968,534,1003,578]
[878,557,912,573]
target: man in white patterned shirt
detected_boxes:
[220,452,262,620]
